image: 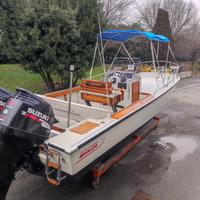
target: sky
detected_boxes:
[190,0,200,9]
[126,0,200,23]
[191,0,198,5]
[136,0,200,9]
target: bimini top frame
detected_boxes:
[90,29,179,89]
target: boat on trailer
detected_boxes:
[0,29,180,198]
[39,29,180,184]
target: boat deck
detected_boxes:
[41,97,156,155]
[40,72,179,154]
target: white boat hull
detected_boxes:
[41,81,176,176]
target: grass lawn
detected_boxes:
[0,64,47,94]
[85,66,105,80]
[0,64,105,94]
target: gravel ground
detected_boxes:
[6,77,200,200]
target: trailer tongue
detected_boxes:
[0,88,55,200]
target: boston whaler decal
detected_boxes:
[75,138,105,164]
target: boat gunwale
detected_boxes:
[39,94,109,113]
[47,76,180,154]
[111,93,153,120]
[44,86,81,98]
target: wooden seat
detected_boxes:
[81,79,112,95]
[81,80,123,108]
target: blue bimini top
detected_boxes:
[99,29,170,43]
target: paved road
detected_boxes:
[7,78,200,200]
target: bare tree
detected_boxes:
[173,23,200,71]
[102,0,135,22]
[136,0,161,30]
[185,25,200,66]
[137,0,198,36]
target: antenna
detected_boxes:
[67,64,74,128]
[98,13,106,74]
[98,13,111,113]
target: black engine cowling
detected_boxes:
[0,88,55,199]
[0,88,14,112]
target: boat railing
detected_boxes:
[139,60,180,87]
[88,60,180,97]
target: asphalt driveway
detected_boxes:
[7,77,200,200]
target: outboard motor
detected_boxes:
[0,88,55,199]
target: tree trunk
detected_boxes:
[73,75,79,87]
[46,72,55,91]
[39,67,55,92]
[39,71,50,90]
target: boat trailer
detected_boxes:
[0,88,160,199]
[90,116,160,189]
[44,117,159,188]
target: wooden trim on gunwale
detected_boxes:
[112,94,154,120]
[70,121,100,135]
[44,87,81,98]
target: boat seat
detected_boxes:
[81,79,113,95]
[81,80,124,111]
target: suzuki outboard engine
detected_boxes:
[0,88,55,199]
